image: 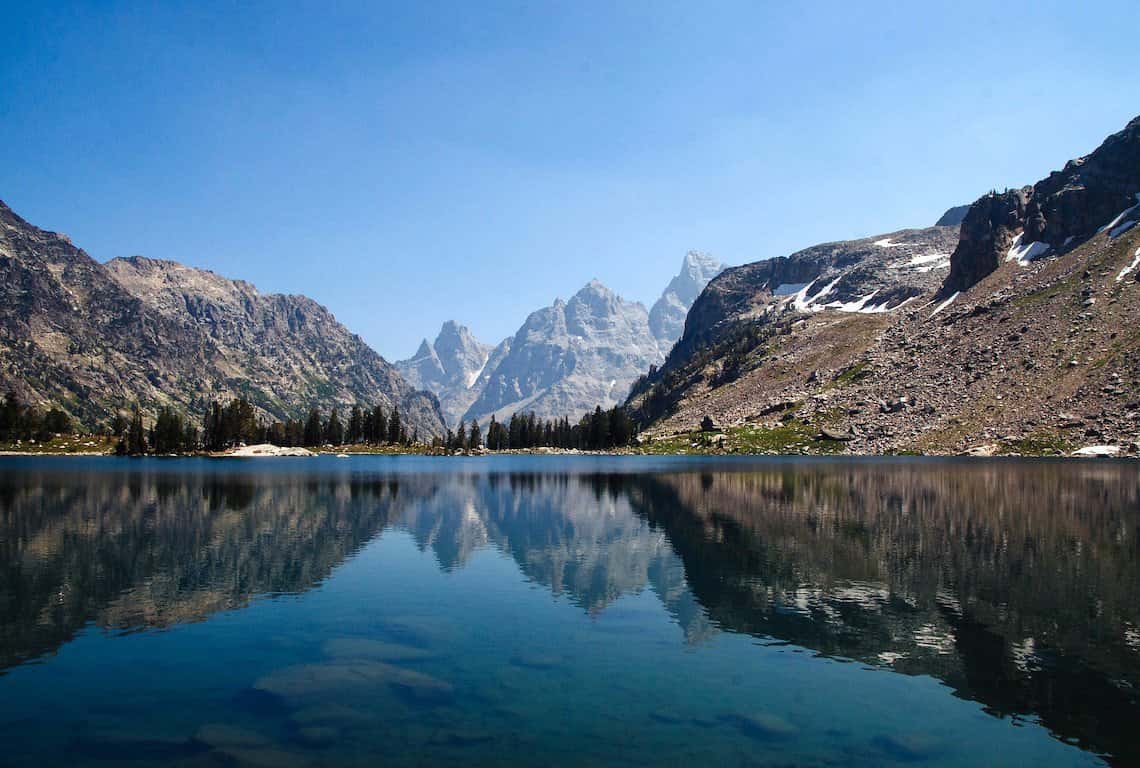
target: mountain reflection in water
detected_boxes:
[0,456,1137,765]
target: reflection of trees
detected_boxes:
[0,468,399,673]
[2,460,1137,763]
[622,462,1140,766]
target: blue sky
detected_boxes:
[1,1,1137,360]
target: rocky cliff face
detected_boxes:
[462,280,664,425]
[943,115,1140,295]
[662,221,960,370]
[648,251,724,350]
[0,201,445,436]
[395,321,499,428]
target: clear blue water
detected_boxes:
[0,455,1137,767]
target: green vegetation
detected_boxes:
[632,421,848,455]
[1000,431,1074,457]
[830,361,870,387]
[0,434,117,454]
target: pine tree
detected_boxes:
[468,420,481,450]
[126,403,147,455]
[303,408,323,447]
[347,405,364,444]
[325,409,345,445]
[388,406,401,444]
[454,421,467,451]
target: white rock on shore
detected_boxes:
[1071,445,1121,457]
[227,444,314,457]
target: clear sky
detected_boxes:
[1,1,1136,360]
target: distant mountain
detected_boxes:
[0,201,445,436]
[462,279,662,425]
[396,321,505,428]
[403,254,723,426]
[648,251,725,349]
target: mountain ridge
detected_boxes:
[0,201,445,437]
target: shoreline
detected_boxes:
[1,446,1135,460]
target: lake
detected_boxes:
[0,455,1137,766]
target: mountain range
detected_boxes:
[628,114,1140,455]
[0,204,445,437]
[4,113,1138,456]
[398,252,724,427]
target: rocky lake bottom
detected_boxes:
[0,455,1136,766]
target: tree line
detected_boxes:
[112,397,415,455]
[7,391,638,455]
[0,391,73,442]
[438,405,636,452]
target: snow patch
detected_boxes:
[1109,220,1136,238]
[1116,248,1140,282]
[789,278,843,312]
[465,355,490,388]
[906,252,949,267]
[930,292,959,317]
[823,291,880,312]
[1071,445,1121,457]
[873,238,904,248]
[1006,233,1051,265]
[1098,194,1140,235]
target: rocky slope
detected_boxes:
[628,115,1140,456]
[395,321,503,428]
[0,202,445,436]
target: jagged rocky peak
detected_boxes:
[649,251,726,346]
[942,114,1140,295]
[461,278,662,426]
[395,320,496,428]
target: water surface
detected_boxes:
[0,455,1137,766]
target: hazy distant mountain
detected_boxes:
[0,201,445,436]
[648,251,725,348]
[407,255,724,427]
[396,321,506,428]
[459,280,662,425]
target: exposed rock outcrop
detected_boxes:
[942,115,1140,295]
[396,321,501,428]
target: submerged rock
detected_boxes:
[71,736,210,762]
[216,747,312,768]
[195,724,273,750]
[255,660,453,705]
[723,711,799,740]
[872,732,945,761]
[294,726,338,749]
[323,637,436,662]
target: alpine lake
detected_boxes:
[0,455,1137,767]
